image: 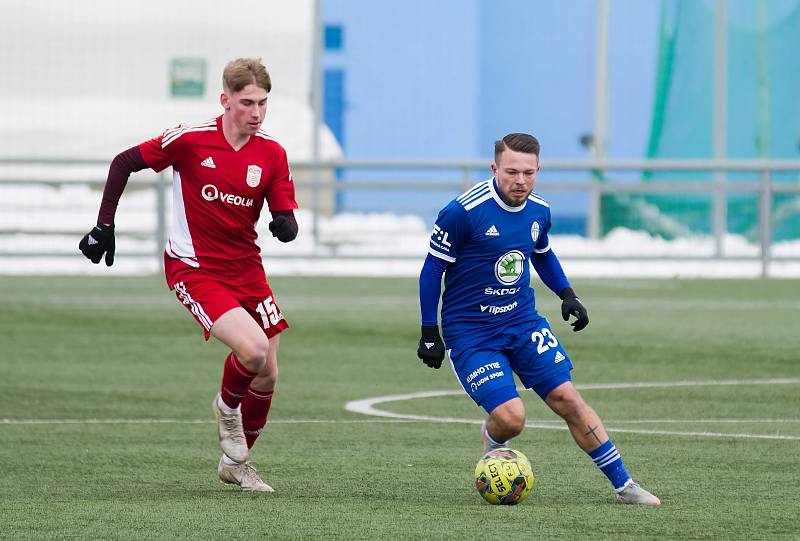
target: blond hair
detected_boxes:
[222,58,271,94]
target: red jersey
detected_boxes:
[139,116,297,279]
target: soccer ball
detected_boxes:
[474,448,534,505]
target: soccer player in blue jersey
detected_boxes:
[417,133,660,505]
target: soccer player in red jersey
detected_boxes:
[79,58,298,492]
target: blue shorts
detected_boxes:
[447,318,573,413]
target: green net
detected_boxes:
[601,0,800,241]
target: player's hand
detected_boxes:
[268,215,297,242]
[417,325,445,369]
[79,224,115,266]
[559,287,588,332]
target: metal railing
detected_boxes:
[1,158,799,276]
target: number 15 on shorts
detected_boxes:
[255,296,284,328]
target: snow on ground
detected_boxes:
[1,183,799,278]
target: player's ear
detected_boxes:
[220,92,230,111]
[491,163,499,176]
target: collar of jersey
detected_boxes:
[490,177,527,212]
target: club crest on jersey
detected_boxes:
[246,165,262,187]
[531,221,540,242]
[495,250,525,285]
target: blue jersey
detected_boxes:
[427,178,555,345]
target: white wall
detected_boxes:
[0,0,339,160]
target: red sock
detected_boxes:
[241,387,274,449]
[220,353,257,409]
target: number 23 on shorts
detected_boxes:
[531,327,558,354]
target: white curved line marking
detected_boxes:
[344,379,800,441]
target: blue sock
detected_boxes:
[588,440,631,490]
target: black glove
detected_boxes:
[417,325,445,369]
[79,224,115,266]
[559,287,589,332]
[268,215,297,242]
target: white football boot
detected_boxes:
[212,393,249,463]
[217,457,274,493]
[614,480,661,506]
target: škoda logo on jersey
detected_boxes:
[201,184,254,207]
[494,250,524,285]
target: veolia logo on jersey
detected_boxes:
[201,184,255,207]
[494,250,525,285]
[531,221,540,242]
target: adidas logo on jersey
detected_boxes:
[201,156,216,168]
[554,351,566,364]
[485,225,500,237]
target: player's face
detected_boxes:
[222,84,269,136]
[491,149,540,207]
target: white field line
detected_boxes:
[574,378,800,390]
[10,297,800,311]
[592,418,800,424]
[344,379,800,441]
[3,379,799,441]
[4,418,795,426]
[0,418,416,426]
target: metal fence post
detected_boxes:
[713,0,727,257]
[759,169,772,278]
[712,167,726,257]
[311,165,320,254]
[588,176,600,240]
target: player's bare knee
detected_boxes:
[238,340,269,373]
[547,389,585,421]
[505,409,526,436]
[493,406,525,437]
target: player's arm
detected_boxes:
[531,240,589,332]
[265,146,299,242]
[418,254,448,368]
[417,202,465,368]
[78,146,148,266]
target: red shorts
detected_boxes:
[167,262,289,341]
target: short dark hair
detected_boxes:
[494,133,540,164]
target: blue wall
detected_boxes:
[324,0,479,159]
[323,0,660,226]
[476,1,596,160]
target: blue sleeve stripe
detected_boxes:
[428,247,456,262]
[533,243,551,253]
